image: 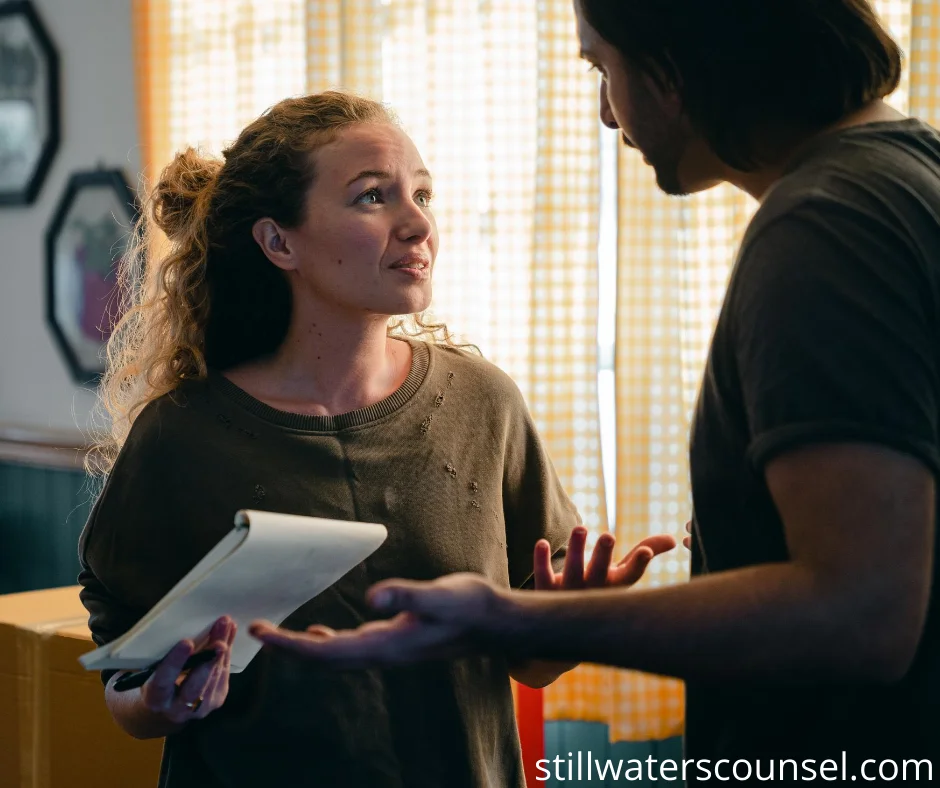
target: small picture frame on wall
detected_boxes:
[45,169,139,384]
[0,0,59,205]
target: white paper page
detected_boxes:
[79,510,387,673]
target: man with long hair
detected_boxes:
[254,2,939,778]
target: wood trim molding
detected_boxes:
[0,424,90,471]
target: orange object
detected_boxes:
[515,684,545,787]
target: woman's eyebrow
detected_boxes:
[346,168,433,186]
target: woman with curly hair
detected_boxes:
[78,90,671,787]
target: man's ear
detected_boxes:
[252,218,295,271]
[645,56,683,118]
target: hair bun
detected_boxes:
[151,148,222,241]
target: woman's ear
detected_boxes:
[252,218,295,271]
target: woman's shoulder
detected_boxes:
[424,342,527,410]
[121,376,216,455]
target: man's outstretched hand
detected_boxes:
[250,573,500,669]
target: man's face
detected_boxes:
[574,1,722,196]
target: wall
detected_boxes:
[0,0,139,436]
[0,462,91,593]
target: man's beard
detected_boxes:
[645,148,688,197]
[654,163,688,197]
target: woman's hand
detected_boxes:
[533,526,676,592]
[506,526,675,687]
[138,615,236,725]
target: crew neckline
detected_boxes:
[784,117,929,176]
[208,339,431,432]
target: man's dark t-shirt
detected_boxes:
[688,119,940,780]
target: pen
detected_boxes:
[112,648,218,692]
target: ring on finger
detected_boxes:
[183,695,204,713]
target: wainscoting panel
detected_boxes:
[0,461,93,594]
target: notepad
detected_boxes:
[78,509,388,673]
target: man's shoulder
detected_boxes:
[751,119,940,239]
[720,124,940,330]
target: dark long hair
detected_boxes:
[580,0,903,169]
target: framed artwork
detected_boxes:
[0,0,59,205]
[45,169,139,384]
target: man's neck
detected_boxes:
[725,100,909,202]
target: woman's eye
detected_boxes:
[416,191,433,207]
[356,189,381,205]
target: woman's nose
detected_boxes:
[398,201,433,242]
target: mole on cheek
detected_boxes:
[337,259,343,265]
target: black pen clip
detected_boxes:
[112,649,218,693]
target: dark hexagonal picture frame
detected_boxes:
[0,0,60,206]
[45,169,139,384]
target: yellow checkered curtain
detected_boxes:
[133,0,307,179]
[911,0,940,125]
[545,0,916,746]
[305,0,382,98]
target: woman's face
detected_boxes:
[259,122,438,322]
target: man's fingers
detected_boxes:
[249,620,293,643]
[366,579,446,615]
[306,624,337,637]
[532,539,555,590]
[683,536,692,550]
[251,613,462,669]
[251,615,418,665]
[250,620,347,652]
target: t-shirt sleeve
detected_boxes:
[499,378,582,589]
[731,199,940,474]
[77,398,207,683]
[78,490,145,649]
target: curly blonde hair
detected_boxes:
[88,91,463,476]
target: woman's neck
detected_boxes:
[223,300,412,418]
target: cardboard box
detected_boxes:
[0,586,87,788]
[42,622,162,788]
[0,587,162,788]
